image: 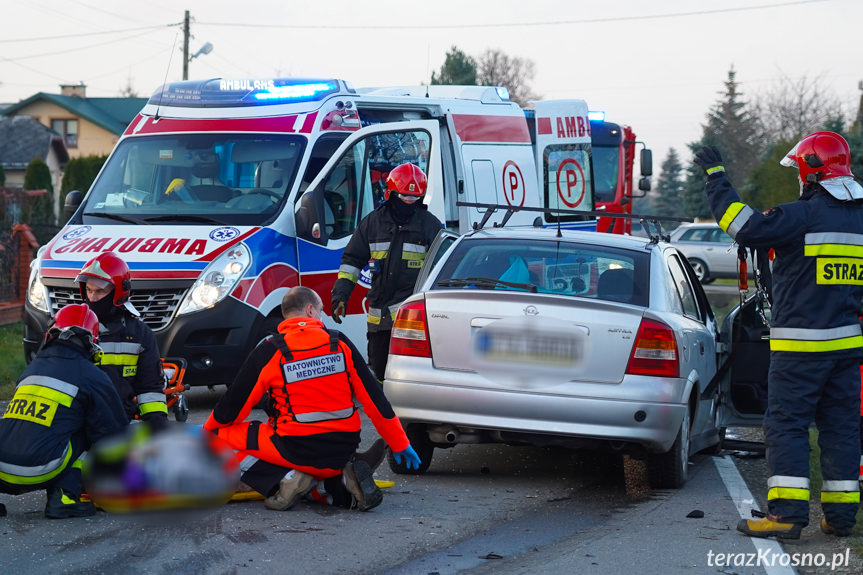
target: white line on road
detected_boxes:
[714,455,797,575]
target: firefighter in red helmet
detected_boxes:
[696,131,863,540]
[330,163,442,380]
[0,305,127,518]
[75,252,167,423]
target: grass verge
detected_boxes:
[0,322,26,400]
[809,428,863,555]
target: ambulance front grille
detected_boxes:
[48,286,187,331]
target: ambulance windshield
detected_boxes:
[82,134,306,226]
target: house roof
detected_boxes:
[1,93,147,135]
[0,116,69,171]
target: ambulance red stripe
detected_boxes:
[451,114,531,143]
[124,114,318,136]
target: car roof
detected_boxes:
[462,226,667,250]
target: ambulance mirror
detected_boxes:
[295,189,327,245]
[63,190,83,223]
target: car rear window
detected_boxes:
[433,238,650,306]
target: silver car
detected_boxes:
[668,222,750,283]
[383,226,768,488]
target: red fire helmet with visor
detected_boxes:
[385,163,428,200]
[75,251,132,307]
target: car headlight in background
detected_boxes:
[177,244,251,315]
[27,260,49,313]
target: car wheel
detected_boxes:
[647,406,691,489]
[688,258,713,284]
[386,426,434,475]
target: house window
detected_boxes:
[51,119,78,148]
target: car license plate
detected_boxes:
[474,330,579,366]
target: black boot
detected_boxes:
[44,487,96,519]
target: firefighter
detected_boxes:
[330,162,443,380]
[75,252,167,424]
[695,132,863,539]
[0,305,127,518]
[203,286,421,512]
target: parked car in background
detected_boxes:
[669,222,754,283]
[383,225,769,488]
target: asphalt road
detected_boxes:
[2,385,840,575]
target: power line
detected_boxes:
[0,23,176,44]
[0,0,827,43]
[197,0,827,30]
[2,29,167,62]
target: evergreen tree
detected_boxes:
[651,148,685,223]
[682,67,763,220]
[431,46,477,86]
[60,155,107,207]
[23,157,55,234]
[0,163,5,187]
[742,140,799,211]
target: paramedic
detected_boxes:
[695,132,863,539]
[330,163,442,380]
[203,286,420,511]
[76,252,167,423]
[0,305,127,518]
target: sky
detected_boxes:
[2,0,861,170]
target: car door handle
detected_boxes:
[699,341,705,355]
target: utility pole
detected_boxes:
[182,10,190,81]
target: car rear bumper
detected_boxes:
[385,359,689,454]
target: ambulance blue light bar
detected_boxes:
[147,78,350,108]
[588,110,606,121]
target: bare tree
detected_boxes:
[751,72,846,142]
[476,48,540,107]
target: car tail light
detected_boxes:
[389,300,432,358]
[625,319,679,377]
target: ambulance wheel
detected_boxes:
[647,407,690,489]
[173,395,189,422]
[688,258,713,284]
[387,427,433,475]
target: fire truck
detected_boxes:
[589,113,652,235]
[24,78,598,387]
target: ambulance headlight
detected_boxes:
[178,244,251,315]
[27,263,49,313]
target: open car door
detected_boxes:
[716,290,771,428]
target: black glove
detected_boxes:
[331,300,346,324]
[694,146,726,178]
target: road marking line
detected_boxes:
[714,455,797,575]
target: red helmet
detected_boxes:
[780,131,853,183]
[385,163,427,200]
[49,304,100,345]
[75,252,131,306]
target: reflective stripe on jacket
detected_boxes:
[98,313,167,420]
[706,176,863,359]
[331,202,442,332]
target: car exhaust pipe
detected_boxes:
[445,431,458,443]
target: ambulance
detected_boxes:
[23,77,597,387]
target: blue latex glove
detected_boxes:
[392,445,421,470]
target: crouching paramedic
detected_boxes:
[203,286,420,511]
[0,305,127,519]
